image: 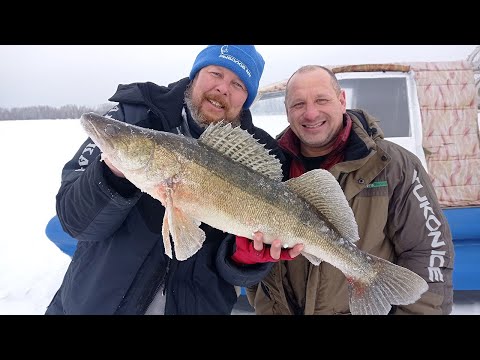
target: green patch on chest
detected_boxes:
[365,181,387,189]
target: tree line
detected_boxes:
[0,103,116,120]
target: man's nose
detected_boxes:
[214,81,229,95]
[303,103,318,120]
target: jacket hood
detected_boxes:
[109,78,190,126]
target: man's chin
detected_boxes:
[197,110,225,125]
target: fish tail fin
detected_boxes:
[348,256,429,315]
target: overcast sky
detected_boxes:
[0,45,478,108]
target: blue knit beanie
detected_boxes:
[189,45,265,109]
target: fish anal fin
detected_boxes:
[301,251,323,266]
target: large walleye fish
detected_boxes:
[80,112,428,315]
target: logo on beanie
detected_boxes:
[219,45,252,78]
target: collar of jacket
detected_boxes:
[331,111,391,201]
[278,110,382,178]
[279,114,353,179]
[108,77,255,133]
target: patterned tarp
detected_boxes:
[410,61,479,207]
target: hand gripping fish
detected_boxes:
[80,112,428,315]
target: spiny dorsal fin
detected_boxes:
[285,169,359,243]
[199,122,283,181]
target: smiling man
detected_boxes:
[246,65,454,315]
[45,45,297,315]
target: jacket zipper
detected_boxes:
[142,257,171,314]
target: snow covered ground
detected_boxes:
[0,118,477,315]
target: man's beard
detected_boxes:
[184,85,242,128]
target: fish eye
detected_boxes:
[105,124,120,136]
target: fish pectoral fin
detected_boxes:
[162,214,173,259]
[160,183,175,259]
[162,186,205,261]
[301,251,323,266]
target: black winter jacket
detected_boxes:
[45,78,282,315]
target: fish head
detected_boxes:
[80,112,155,172]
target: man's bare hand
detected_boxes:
[252,231,304,260]
[102,155,125,178]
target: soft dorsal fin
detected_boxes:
[285,169,359,243]
[199,122,283,181]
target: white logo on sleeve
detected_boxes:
[411,169,446,282]
[76,142,97,171]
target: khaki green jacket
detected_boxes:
[247,110,454,315]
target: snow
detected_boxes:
[0,118,477,315]
[0,119,83,314]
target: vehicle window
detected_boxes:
[251,92,286,115]
[339,77,410,137]
[250,93,289,137]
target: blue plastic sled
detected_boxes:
[45,215,78,257]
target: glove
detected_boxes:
[231,236,294,265]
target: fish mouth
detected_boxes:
[80,113,95,134]
[80,113,114,152]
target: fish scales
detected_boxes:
[159,140,343,257]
